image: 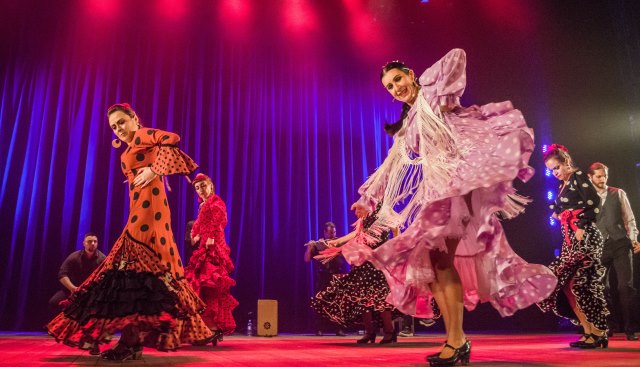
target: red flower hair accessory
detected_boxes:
[192,173,211,187]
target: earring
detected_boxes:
[391,98,396,103]
[112,138,122,148]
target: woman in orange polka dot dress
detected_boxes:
[47,103,213,361]
[184,173,238,345]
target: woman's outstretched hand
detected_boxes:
[314,246,342,264]
[325,239,339,248]
[350,203,370,219]
[133,167,158,188]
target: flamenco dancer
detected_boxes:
[184,173,238,345]
[312,203,402,344]
[321,49,557,366]
[537,144,609,348]
[47,103,213,361]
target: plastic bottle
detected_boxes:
[246,312,254,336]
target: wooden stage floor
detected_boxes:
[0,332,638,366]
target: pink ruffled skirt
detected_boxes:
[343,101,557,318]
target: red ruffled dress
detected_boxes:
[47,127,213,351]
[185,193,238,334]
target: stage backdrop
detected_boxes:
[1,0,638,332]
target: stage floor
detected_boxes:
[0,332,638,366]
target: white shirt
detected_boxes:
[597,185,638,240]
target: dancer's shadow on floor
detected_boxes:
[45,354,209,366]
[325,341,442,348]
[403,363,555,367]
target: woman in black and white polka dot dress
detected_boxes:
[311,203,403,344]
[537,144,609,348]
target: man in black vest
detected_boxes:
[589,162,638,340]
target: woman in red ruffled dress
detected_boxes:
[47,103,213,361]
[185,173,238,345]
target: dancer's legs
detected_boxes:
[429,279,450,341]
[563,278,605,342]
[363,311,374,334]
[431,237,465,359]
[120,324,141,347]
[380,310,394,334]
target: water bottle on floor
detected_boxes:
[247,312,254,336]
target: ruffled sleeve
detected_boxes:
[142,128,198,176]
[418,48,467,111]
[573,170,600,229]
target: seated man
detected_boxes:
[49,232,106,311]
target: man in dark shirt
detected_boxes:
[48,232,106,311]
[305,222,349,336]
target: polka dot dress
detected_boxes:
[311,204,403,327]
[47,127,213,351]
[537,170,609,329]
[184,194,238,334]
[346,49,556,319]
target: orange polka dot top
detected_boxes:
[119,127,198,279]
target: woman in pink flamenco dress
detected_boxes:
[323,49,558,366]
[184,173,238,346]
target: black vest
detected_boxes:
[595,187,629,241]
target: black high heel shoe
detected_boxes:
[100,343,143,361]
[578,333,608,349]
[569,334,588,348]
[426,341,449,359]
[211,330,224,346]
[379,331,397,344]
[427,339,471,366]
[356,333,377,344]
